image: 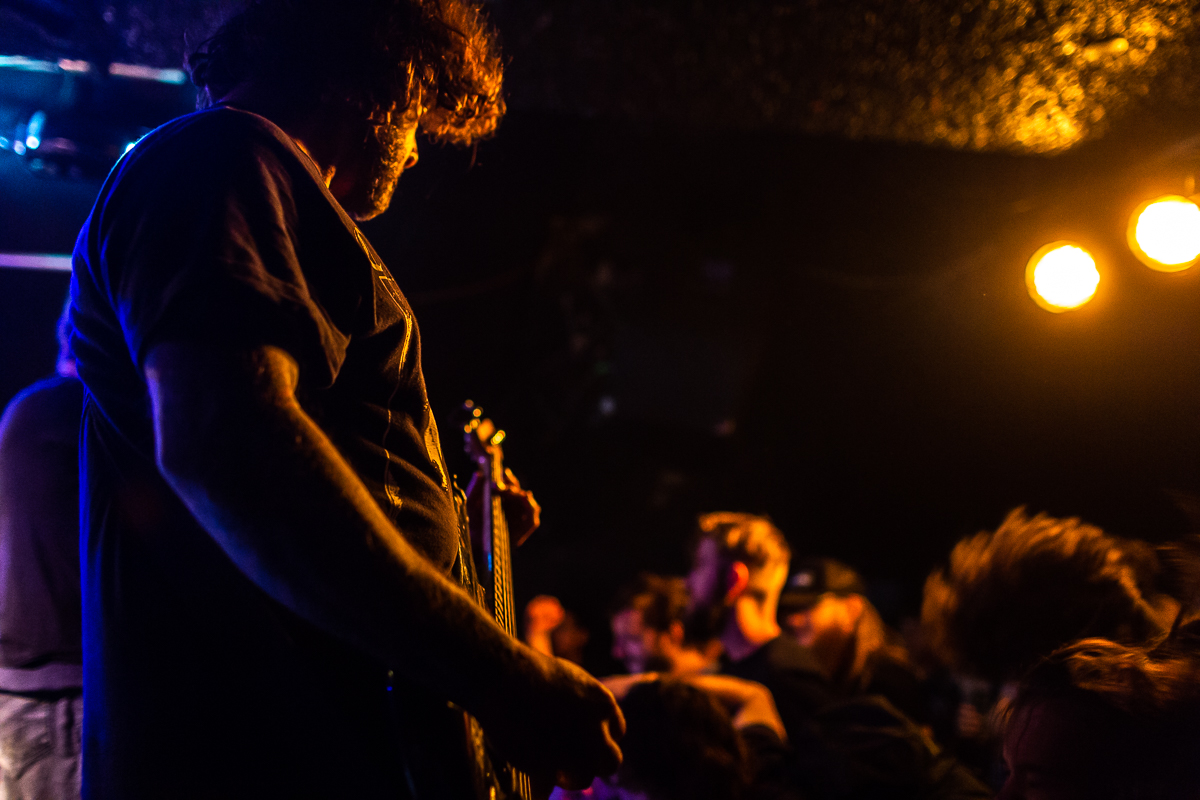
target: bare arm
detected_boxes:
[145,341,622,783]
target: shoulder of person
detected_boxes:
[0,377,82,438]
[115,106,307,189]
[761,635,826,675]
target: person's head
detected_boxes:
[686,513,790,642]
[922,507,1172,681]
[610,574,692,674]
[999,635,1200,800]
[610,679,749,800]
[780,558,886,683]
[186,0,503,219]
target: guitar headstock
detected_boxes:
[462,400,506,479]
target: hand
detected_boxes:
[525,595,566,636]
[481,651,625,791]
[466,468,542,546]
[601,672,659,701]
[681,674,787,741]
[524,595,565,657]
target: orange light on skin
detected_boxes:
[1128,195,1200,272]
[1026,242,1100,313]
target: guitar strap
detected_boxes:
[451,479,486,608]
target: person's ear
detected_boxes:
[724,561,750,603]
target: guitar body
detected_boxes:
[394,402,538,800]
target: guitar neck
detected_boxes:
[483,468,533,800]
[488,484,518,639]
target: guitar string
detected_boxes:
[485,442,530,798]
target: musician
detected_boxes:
[68,1,622,797]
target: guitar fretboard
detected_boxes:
[484,465,532,800]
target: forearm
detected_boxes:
[147,344,530,718]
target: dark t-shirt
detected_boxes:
[728,638,988,800]
[70,106,459,798]
[725,635,833,741]
[0,376,83,689]
[725,636,837,797]
[860,650,930,726]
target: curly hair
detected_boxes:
[1008,633,1200,799]
[921,507,1167,681]
[611,573,691,633]
[185,0,504,144]
[694,512,791,571]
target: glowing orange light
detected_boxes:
[1026,242,1100,312]
[1128,196,1200,272]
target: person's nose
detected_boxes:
[404,144,419,170]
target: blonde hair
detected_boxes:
[695,512,791,571]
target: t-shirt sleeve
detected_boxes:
[98,117,350,387]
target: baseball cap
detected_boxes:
[779,557,867,614]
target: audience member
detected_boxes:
[610,573,721,675]
[556,675,799,800]
[780,558,928,725]
[922,507,1177,683]
[685,513,831,728]
[1000,631,1200,799]
[523,595,590,665]
[687,512,989,800]
[0,300,83,799]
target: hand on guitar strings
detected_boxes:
[466,468,542,546]
[477,650,626,792]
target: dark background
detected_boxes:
[5,0,1200,670]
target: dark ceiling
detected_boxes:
[3,0,1200,151]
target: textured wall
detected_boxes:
[4,0,1198,152]
[494,0,1200,152]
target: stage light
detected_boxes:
[1128,196,1200,272]
[24,111,45,151]
[108,63,187,85]
[1026,242,1100,312]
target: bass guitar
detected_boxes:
[393,400,538,800]
[461,400,535,800]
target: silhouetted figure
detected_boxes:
[557,675,799,800]
[67,1,622,797]
[0,303,83,799]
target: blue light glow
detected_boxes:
[0,56,57,72]
[25,111,45,151]
[108,63,187,84]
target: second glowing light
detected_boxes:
[1128,196,1200,272]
